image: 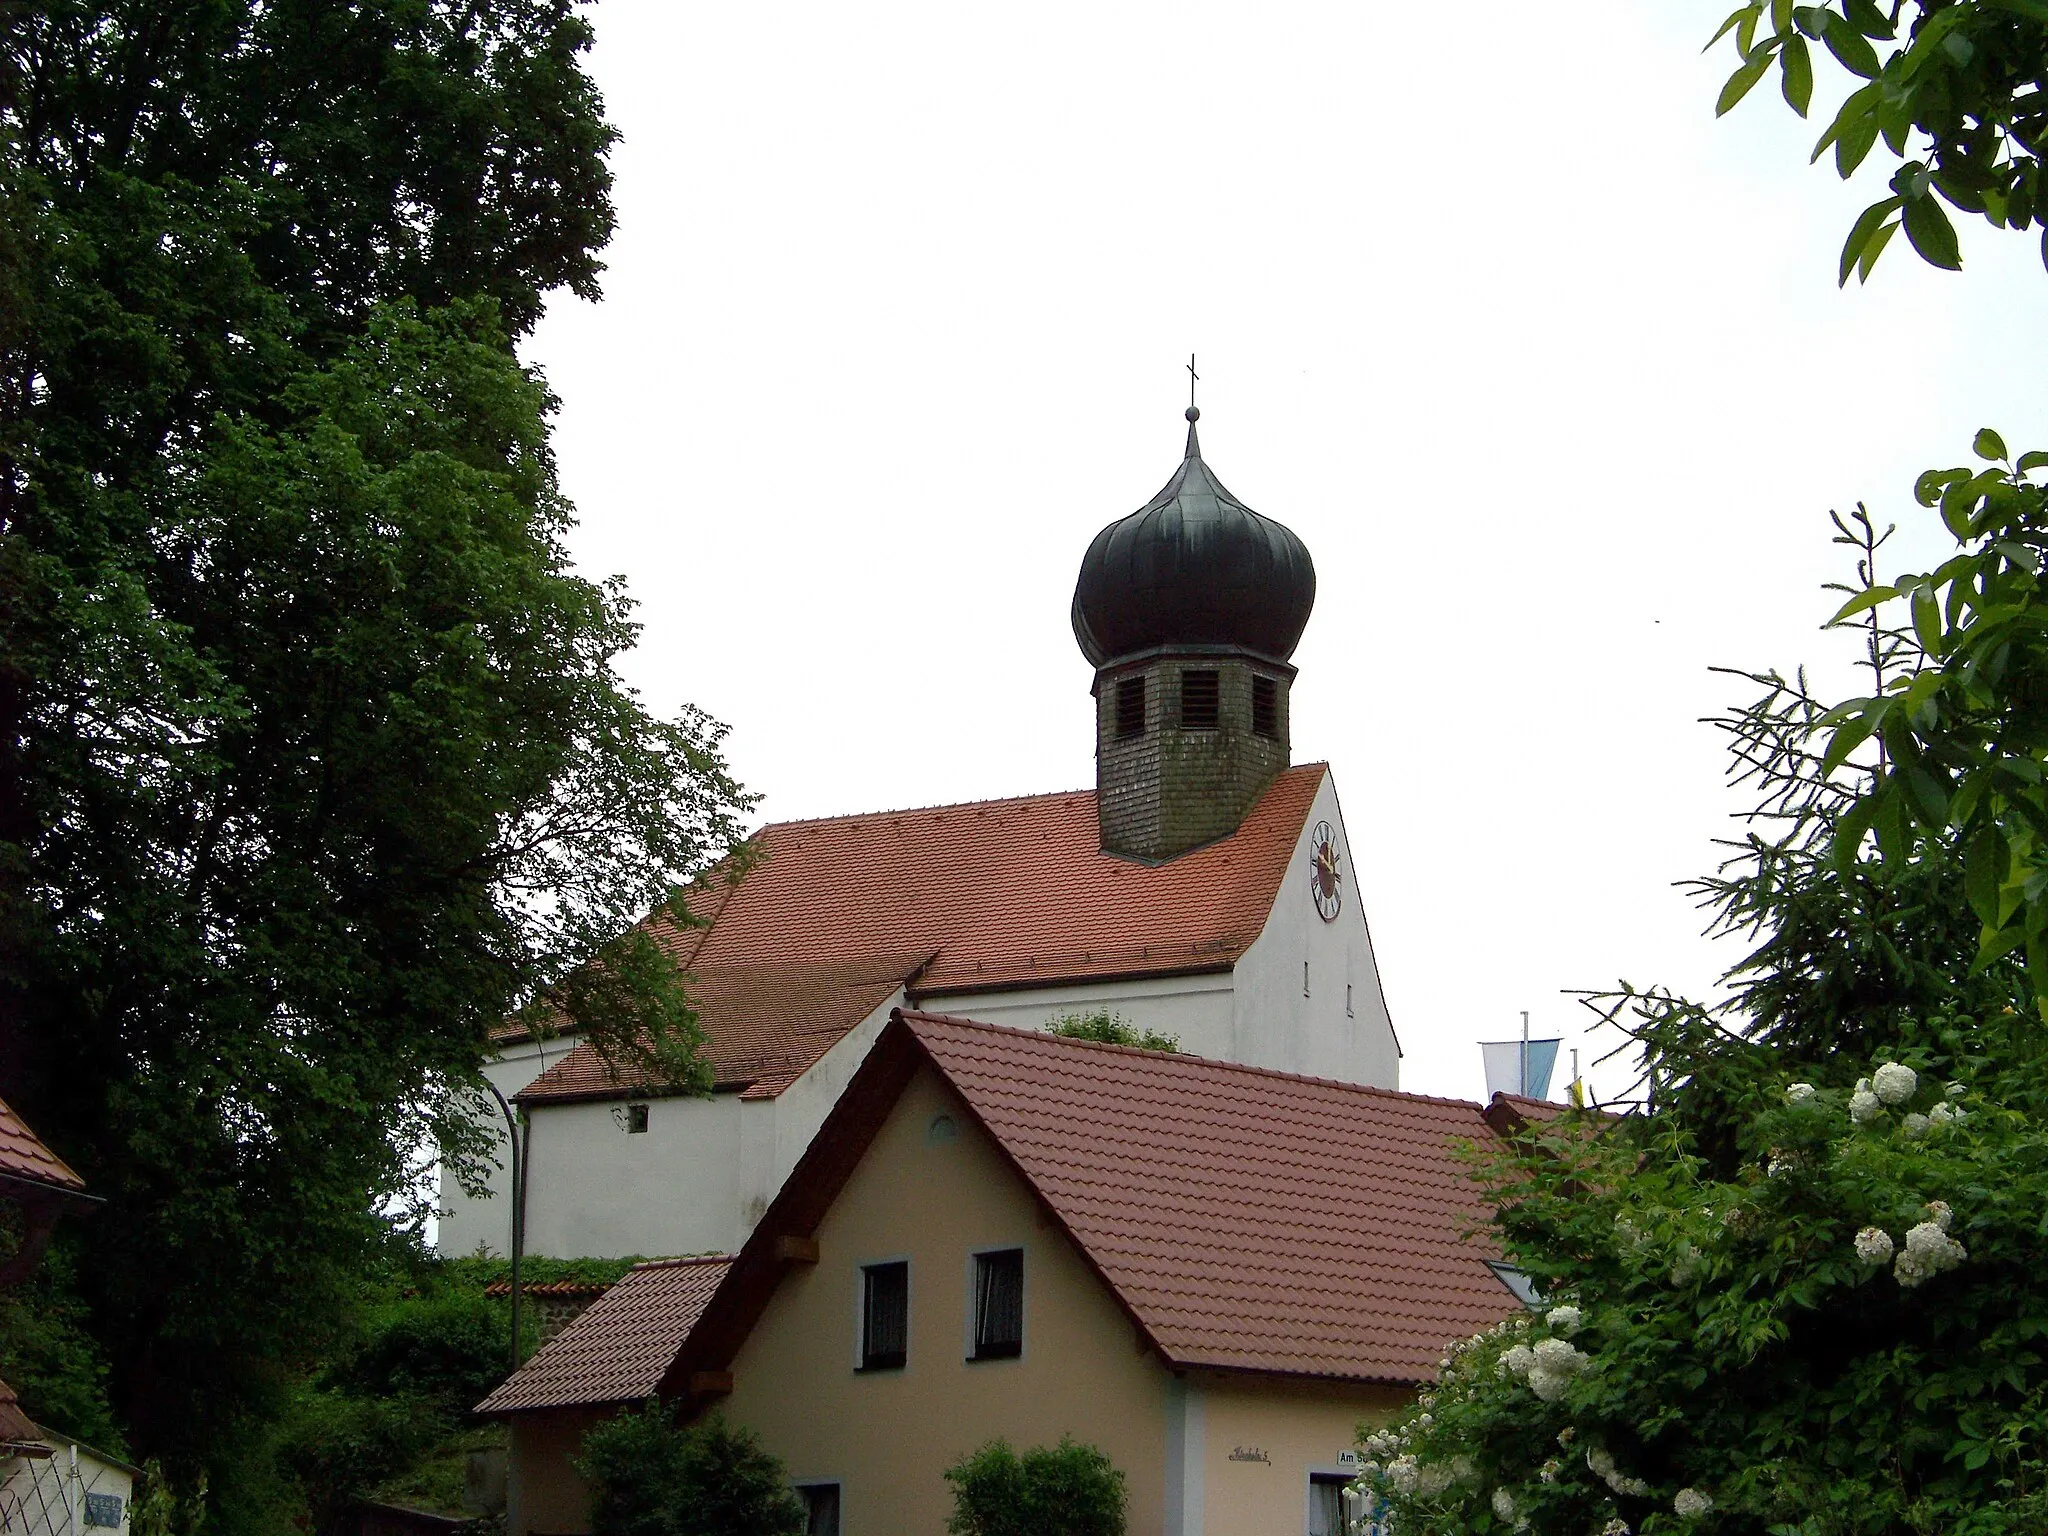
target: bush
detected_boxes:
[944,1436,1126,1536]
[1045,1010,1178,1053]
[577,1404,805,1536]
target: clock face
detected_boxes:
[1309,820,1342,922]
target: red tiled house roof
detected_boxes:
[670,1010,1529,1397]
[517,765,1326,1104]
[477,1257,733,1415]
[0,1095,85,1197]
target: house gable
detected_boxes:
[712,1063,1175,1534]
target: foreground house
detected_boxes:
[442,410,1407,1263]
[0,1095,129,1535]
[482,1012,1535,1535]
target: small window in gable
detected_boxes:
[1179,669,1220,730]
[1115,676,1146,738]
[1251,674,1279,738]
[625,1103,650,1134]
[860,1261,908,1371]
[971,1248,1024,1360]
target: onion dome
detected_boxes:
[1071,408,1316,667]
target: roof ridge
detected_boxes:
[900,1008,1500,1113]
[629,1254,735,1272]
[752,762,1331,834]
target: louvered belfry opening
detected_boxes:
[1074,408,1313,862]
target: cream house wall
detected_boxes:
[507,1408,603,1536]
[1190,1374,1407,1536]
[1231,771,1400,1088]
[439,1032,583,1258]
[915,972,1236,1058]
[722,1067,1172,1535]
[516,993,903,1260]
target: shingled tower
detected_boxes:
[1072,408,1316,862]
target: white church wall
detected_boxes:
[1231,771,1401,1088]
[437,1031,583,1258]
[521,1091,745,1259]
[915,972,1236,1058]
[511,993,905,1260]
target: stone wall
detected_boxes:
[1093,649,1292,861]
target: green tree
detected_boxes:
[1349,480,2048,1533]
[944,1436,1128,1536]
[0,4,750,1525]
[1706,0,2048,280]
[577,1405,806,1536]
[1045,1010,1180,1053]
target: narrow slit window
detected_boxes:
[625,1103,650,1134]
[1346,983,1355,1018]
[1180,669,1220,730]
[971,1248,1024,1360]
[1115,676,1146,738]
[860,1261,908,1370]
[1303,961,1311,997]
[1251,675,1279,738]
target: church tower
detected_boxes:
[1072,407,1316,862]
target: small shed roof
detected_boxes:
[477,1257,732,1415]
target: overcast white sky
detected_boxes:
[524,0,2048,1105]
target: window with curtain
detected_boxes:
[1308,1473,1382,1536]
[797,1483,840,1536]
[860,1261,907,1371]
[971,1248,1023,1360]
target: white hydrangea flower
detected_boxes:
[1849,1089,1883,1124]
[1387,1455,1420,1496]
[1946,1081,1966,1099]
[1493,1488,1517,1523]
[1450,1455,1476,1482]
[1586,1446,1651,1497]
[1539,1459,1561,1483]
[1928,1101,1957,1126]
[1357,1460,1381,1480]
[1895,1220,1966,1287]
[1415,1413,1434,1431]
[1671,1242,1705,1286]
[1529,1367,1573,1402]
[1674,1487,1714,1517]
[1927,1200,1953,1231]
[1499,1344,1536,1379]
[1548,1303,1583,1336]
[1854,1226,1895,1265]
[1901,1112,1931,1139]
[1856,1076,1871,1094]
[1415,1462,1454,1497]
[1766,1153,1793,1178]
[1786,1082,1816,1103]
[1601,1521,1632,1536]
[1873,1062,1917,1104]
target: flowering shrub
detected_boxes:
[1349,1024,2048,1533]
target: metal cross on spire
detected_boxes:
[1186,353,1199,411]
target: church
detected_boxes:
[439,405,1406,1264]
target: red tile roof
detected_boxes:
[0,1095,85,1196]
[517,958,920,1104]
[0,1375,42,1449]
[515,766,1325,1102]
[675,1011,1528,1395]
[477,1257,733,1415]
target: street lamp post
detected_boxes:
[483,1082,527,1374]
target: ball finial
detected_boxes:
[1185,405,1200,423]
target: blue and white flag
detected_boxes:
[1481,1038,1560,1100]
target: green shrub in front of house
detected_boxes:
[577,1403,805,1536]
[944,1435,1127,1536]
